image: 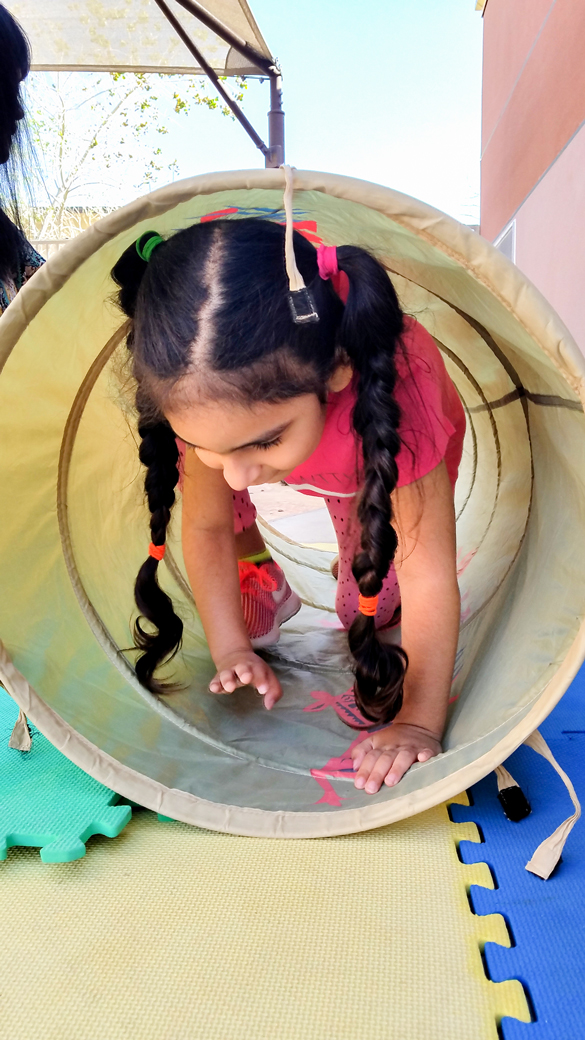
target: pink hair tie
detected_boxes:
[316,244,349,304]
[316,244,339,280]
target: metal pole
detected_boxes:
[265,71,284,168]
[153,0,270,160]
[173,0,274,76]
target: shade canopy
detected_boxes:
[7,0,273,75]
[1,168,585,838]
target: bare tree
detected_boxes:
[25,71,245,241]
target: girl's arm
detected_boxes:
[181,447,282,708]
[351,460,460,792]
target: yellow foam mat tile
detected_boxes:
[0,796,530,1040]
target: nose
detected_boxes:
[222,459,262,491]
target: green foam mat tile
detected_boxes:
[0,686,131,861]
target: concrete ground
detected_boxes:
[249,483,336,548]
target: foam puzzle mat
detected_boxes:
[0,686,131,861]
[452,666,585,1039]
[0,798,529,1040]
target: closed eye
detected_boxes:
[254,437,282,451]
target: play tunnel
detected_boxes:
[1,168,585,838]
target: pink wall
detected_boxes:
[481,0,585,241]
[514,122,585,351]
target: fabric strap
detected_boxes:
[281,165,306,293]
[524,729,582,879]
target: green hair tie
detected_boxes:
[136,232,164,263]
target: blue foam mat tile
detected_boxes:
[451,668,585,1040]
[0,687,132,861]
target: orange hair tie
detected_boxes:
[148,542,166,561]
[358,594,378,617]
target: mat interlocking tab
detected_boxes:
[0,687,131,862]
[452,667,585,1040]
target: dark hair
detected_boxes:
[0,4,34,283]
[112,218,408,719]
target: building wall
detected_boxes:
[513,122,585,350]
[480,0,585,349]
[481,0,585,242]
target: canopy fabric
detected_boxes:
[1,168,585,838]
[7,0,273,76]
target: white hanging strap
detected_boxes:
[495,764,519,792]
[281,164,305,292]
[8,707,32,751]
[524,729,581,880]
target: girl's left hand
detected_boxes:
[351,723,442,794]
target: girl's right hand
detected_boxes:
[209,649,282,710]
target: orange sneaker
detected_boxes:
[238,559,301,648]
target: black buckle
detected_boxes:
[288,287,320,325]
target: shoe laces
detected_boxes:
[238,559,278,593]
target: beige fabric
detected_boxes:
[282,164,307,292]
[7,707,31,751]
[524,730,582,879]
[7,0,272,75]
[495,765,519,792]
[1,168,585,837]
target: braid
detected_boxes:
[111,237,184,691]
[133,399,183,691]
[337,246,408,723]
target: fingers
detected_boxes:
[209,668,243,695]
[350,737,373,773]
[417,747,436,763]
[257,665,283,710]
[383,748,419,788]
[209,659,282,709]
[353,744,433,794]
[354,749,396,794]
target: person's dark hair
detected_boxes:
[0,4,35,283]
[112,218,408,718]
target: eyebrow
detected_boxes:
[181,422,291,454]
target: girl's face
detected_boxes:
[166,366,352,491]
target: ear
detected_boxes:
[328,361,353,393]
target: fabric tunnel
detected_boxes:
[1,168,585,839]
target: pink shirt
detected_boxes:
[285,316,466,498]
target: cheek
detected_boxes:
[277,417,324,469]
[195,449,224,470]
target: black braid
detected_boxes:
[112,237,184,692]
[133,405,183,691]
[336,246,408,723]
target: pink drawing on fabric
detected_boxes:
[460,588,473,625]
[200,207,239,223]
[317,617,345,630]
[304,689,371,729]
[457,548,477,577]
[310,733,367,806]
[291,219,323,245]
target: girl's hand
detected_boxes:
[209,649,282,710]
[351,723,441,794]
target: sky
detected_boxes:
[157,0,484,224]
